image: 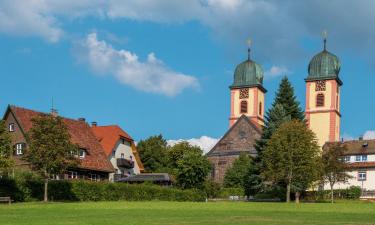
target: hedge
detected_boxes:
[0,176,206,202]
[304,186,362,201]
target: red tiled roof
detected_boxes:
[10,106,114,173]
[91,125,133,156]
[91,125,144,172]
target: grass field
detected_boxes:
[1,201,375,225]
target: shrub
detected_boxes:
[0,176,206,202]
[217,188,244,198]
[304,186,362,201]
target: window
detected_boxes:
[355,155,367,162]
[240,101,247,113]
[358,171,367,181]
[121,138,127,145]
[16,143,24,155]
[341,156,351,162]
[259,102,262,115]
[89,173,100,182]
[79,149,86,159]
[68,171,78,179]
[121,153,125,159]
[9,123,15,132]
[316,93,325,107]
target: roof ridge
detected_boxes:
[10,105,87,124]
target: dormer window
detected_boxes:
[79,149,86,159]
[9,123,15,132]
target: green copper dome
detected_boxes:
[230,59,264,89]
[307,49,341,81]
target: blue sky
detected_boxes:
[0,0,374,149]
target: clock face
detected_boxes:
[315,80,326,91]
[239,88,249,99]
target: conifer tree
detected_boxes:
[0,120,14,173]
[273,76,305,121]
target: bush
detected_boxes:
[0,175,206,202]
[304,186,362,201]
[0,170,43,202]
[217,188,244,198]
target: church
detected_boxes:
[207,36,343,184]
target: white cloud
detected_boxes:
[264,66,290,79]
[3,0,375,66]
[364,130,375,140]
[167,136,219,154]
[78,32,199,96]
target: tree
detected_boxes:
[224,153,252,188]
[248,76,305,197]
[0,120,14,174]
[167,141,201,171]
[273,76,305,121]
[262,120,320,203]
[322,143,351,203]
[137,135,168,172]
[176,151,211,189]
[24,114,79,202]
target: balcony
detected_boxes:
[117,158,134,169]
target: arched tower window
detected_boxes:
[259,102,262,115]
[316,93,325,107]
[240,101,248,113]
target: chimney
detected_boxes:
[91,121,97,127]
[78,118,86,122]
[51,108,58,117]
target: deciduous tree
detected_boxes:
[24,114,79,202]
[322,143,351,203]
[137,135,168,172]
[176,150,211,189]
[0,120,13,174]
[262,120,320,203]
[224,153,252,188]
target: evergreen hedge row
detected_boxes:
[0,177,206,202]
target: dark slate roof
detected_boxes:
[206,115,262,157]
[7,105,114,172]
[117,173,171,182]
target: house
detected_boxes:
[324,139,375,191]
[3,105,114,181]
[206,115,261,183]
[91,125,144,182]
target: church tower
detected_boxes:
[229,41,266,127]
[305,32,342,147]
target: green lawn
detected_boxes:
[1,201,375,225]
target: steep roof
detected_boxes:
[91,125,144,172]
[7,105,114,173]
[207,115,262,157]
